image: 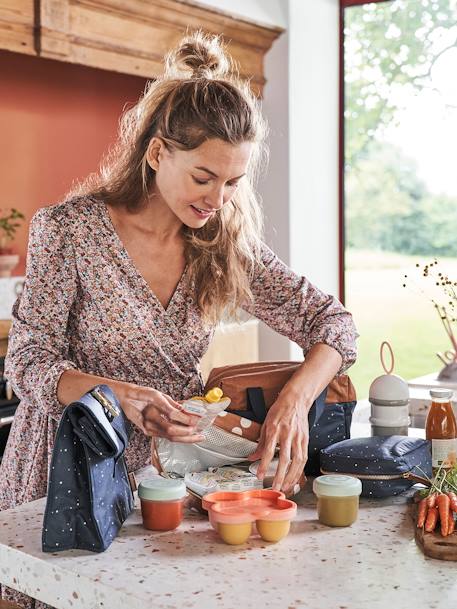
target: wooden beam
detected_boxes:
[37,0,284,95]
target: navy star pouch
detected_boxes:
[320,435,432,498]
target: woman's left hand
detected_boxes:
[247,388,311,493]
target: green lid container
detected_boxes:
[313,475,362,497]
[138,478,187,502]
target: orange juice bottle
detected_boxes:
[426,389,457,474]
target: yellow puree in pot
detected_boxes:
[317,495,359,527]
[217,520,291,544]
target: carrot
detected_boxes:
[448,510,456,535]
[427,492,437,508]
[448,491,457,512]
[437,493,450,537]
[425,506,439,533]
[417,497,428,528]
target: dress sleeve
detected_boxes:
[5,207,79,420]
[242,242,358,374]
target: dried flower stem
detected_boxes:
[403,259,457,364]
[436,305,457,357]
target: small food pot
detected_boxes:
[138,478,187,531]
[313,475,362,527]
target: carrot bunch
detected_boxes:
[416,464,457,537]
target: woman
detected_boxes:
[1,32,357,608]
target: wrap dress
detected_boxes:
[0,195,357,607]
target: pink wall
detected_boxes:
[0,51,146,276]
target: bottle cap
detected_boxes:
[430,388,453,400]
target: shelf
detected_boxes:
[0,0,283,96]
[408,372,457,391]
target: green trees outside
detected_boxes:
[345,0,457,167]
[346,142,457,257]
[345,0,457,259]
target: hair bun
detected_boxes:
[165,31,231,80]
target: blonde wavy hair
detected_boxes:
[71,31,268,325]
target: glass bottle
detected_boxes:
[426,388,457,474]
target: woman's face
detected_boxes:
[148,137,253,229]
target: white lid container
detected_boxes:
[138,478,187,502]
[313,475,362,497]
[369,342,410,435]
[369,373,409,406]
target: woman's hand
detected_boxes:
[248,388,310,493]
[119,383,205,443]
[57,370,203,443]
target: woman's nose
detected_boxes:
[205,185,225,210]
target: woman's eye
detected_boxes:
[192,177,209,185]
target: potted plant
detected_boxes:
[0,208,25,278]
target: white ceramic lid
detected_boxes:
[369,373,409,404]
[313,475,362,497]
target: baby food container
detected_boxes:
[313,475,362,527]
[138,478,187,531]
[202,489,297,545]
[369,342,410,436]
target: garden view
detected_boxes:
[344,0,457,398]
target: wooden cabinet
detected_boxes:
[0,0,283,95]
[0,0,35,56]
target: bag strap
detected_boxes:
[228,385,328,427]
[247,387,268,423]
[206,361,301,389]
[310,387,327,427]
[228,387,268,424]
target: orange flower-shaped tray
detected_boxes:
[201,489,297,544]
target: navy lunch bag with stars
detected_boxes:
[42,384,134,553]
[320,435,432,497]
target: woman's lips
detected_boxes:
[190,205,214,218]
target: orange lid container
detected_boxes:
[202,489,297,544]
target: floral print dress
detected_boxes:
[0,196,357,608]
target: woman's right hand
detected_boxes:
[119,383,204,443]
[57,370,203,443]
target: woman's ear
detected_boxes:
[146,137,164,171]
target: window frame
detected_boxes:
[341,0,390,7]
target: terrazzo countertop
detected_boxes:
[1,481,456,609]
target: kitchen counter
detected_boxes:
[0,475,456,609]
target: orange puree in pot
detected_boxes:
[140,497,184,531]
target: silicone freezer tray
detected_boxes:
[202,489,297,545]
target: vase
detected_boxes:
[437,361,457,383]
[0,254,19,277]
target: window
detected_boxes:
[341,0,457,397]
